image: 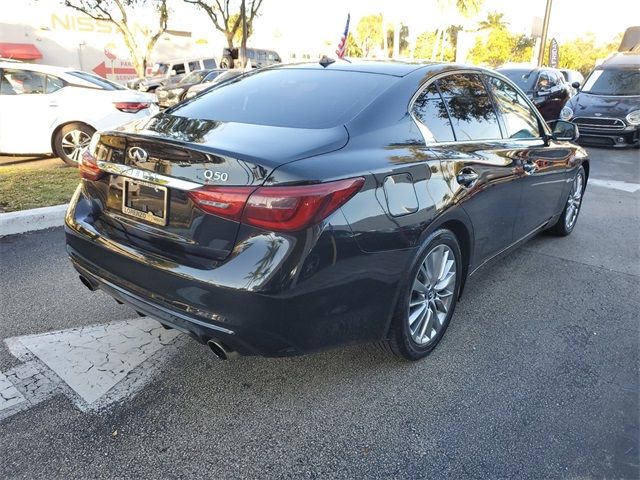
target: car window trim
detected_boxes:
[409,68,533,146]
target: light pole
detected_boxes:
[537,0,553,66]
[240,0,247,68]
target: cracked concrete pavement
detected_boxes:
[0,147,638,479]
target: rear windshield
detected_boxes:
[67,71,124,90]
[498,69,537,91]
[171,69,396,128]
[581,69,640,95]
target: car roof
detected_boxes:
[158,57,217,64]
[272,59,442,77]
[600,52,640,68]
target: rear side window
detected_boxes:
[436,73,502,141]
[202,58,217,68]
[487,76,540,139]
[172,63,186,75]
[412,83,455,142]
[172,69,396,129]
[188,61,200,72]
[45,75,65,93]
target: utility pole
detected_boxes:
[537,0,553,66]
[240,0,248,68]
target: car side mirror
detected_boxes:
[537,87,551,96]
[548,120,579,142]
[571,81,581,90]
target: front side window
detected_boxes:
[436,73,502,141]
[411,83,455,142]
[487,76,540,139]
[0,69,46,95]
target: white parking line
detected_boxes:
[1,318,182,420]
[589,178,640,193]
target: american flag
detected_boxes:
[335,13,351,59]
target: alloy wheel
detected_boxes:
[565,171,584,230]
[61,130,91,164]
[408,244,456,345]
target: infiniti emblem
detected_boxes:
[594,113,602,117]
[128,147,149,162]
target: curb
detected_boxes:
[0,204,68,236]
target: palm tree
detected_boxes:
[477,11,509,31]
[431,0,483,60]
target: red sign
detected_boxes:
[92,61,136,78]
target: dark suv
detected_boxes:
[560,53,640,148]
[497,66,573,121]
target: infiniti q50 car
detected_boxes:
[65,61,588,361]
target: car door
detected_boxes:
[0,68,59,154]
[415,72,523,264]
[485,74,572,240]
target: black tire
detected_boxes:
[220,57,232,69]
[383,229,463,361]
[53,122,95,167]
[548,165,586,236]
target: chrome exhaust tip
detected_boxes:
[78,275,97,292]
[207,340,238,360]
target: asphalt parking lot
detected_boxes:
[0,146,638,479]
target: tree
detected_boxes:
[355,14,384,57]
[386,24,409,57]
[431,0,483,60]
[467,28,535,67]
[345,33,363,58]
[184,0,264,50]
[477,11,508,31]
[558,34,621,75]
[63,0,168,78]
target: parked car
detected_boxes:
[154,69,217,108]
[0,62,157,166]
[136,56,218,93]
[560,52,640,148]
[560,69,584,87]
[183,69,244,100]
[220,47,281,69]
[66,61,588,361]
[497,66,573,120]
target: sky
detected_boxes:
[1,0,638,54]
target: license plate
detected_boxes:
[122,178,168,226]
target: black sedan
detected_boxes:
[497,66,573,121]
[561,53,640,148]
[154,69,217,108]
[66,61,589,361]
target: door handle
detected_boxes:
[523,162,537,175]
[456,168,479,187]
[49,101,58,107]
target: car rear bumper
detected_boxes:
[64,192,410,357]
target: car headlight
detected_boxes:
[560,106,573,121]
[170,88,183,95]
[626,110,640,125]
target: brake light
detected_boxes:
[79,150,104,181]
[187,186,256,221]
[114,102,150,113]
[188,178,364,232]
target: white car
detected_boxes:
[0,62,158,166]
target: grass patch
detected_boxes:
[0,165,80,212]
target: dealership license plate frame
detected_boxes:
[122,178,169,226]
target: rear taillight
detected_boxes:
[188,178,364,232]
[114,102,150,113]
[79,150,104,181]
[187,187,256,221]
